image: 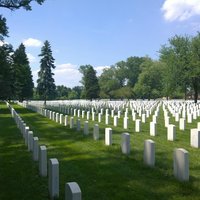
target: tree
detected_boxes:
[12,43,34,101]
[0,0,46,40]
[79,65,100,100]
[159,33,200,102]
[37,40,56,104]
[0,43,14,100]
[191,32,200,103]
[55,85,71,99]
[126,56,146,87]
[99,67,121,98]
[0,15,8,40]
[0,0,45,10]
[133,61,164,99]
[72,86,83,99]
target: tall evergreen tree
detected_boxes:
[0,15,8,41]
[13,43,34,101]
[0,43,14,100]
[79,65,100,100]
[37,40,56,104]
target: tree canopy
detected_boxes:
[79,65,100,100]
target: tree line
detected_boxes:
[0,1,200,102]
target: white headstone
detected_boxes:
[28,131,33,152]
[76,119,81,131]
[60,114,63,124]
[123,117,129,129]
[70,117,74,129]
[121,133,130,155]
[135,119,141,132]
[150,122,157,136]
[25,126,29,145]
[190,128,200,148]
[82,111,85,119]
[93,124,99,140]
[114,116,118,127]
[144,139,155,167]
[49,158,59,199]
[197,122,200,130]
[173,148,189,181]
[56,113,59,123]
[105,114,110,125]
[33,137,39,161]
[187,113,192,123]
[39,145,47,177]
[98,113,102,123]
[65,182,82,200]
[179,118,185,130]
[167,124,176,141]
[65,115,68,126]
[84,121,89,135]
[142,114,146,123]
[105,128,112,146]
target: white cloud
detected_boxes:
[53,63,82,87]
[94,65,110,76]
[23,38,42,47]
[0,41,4,46]
[32,64,110,88]
[162,0,200,21]
[27,53,37,63]
[32,69,39,86]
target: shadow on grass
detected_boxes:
[10,103,200,200]
[0,103,48,200]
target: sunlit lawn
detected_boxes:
[1,101,200,200]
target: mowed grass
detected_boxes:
[0,102,48,200]
[1,102,200,200]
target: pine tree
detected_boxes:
[0,43,14,100]
[37,40,56,104]
[13,43,34,101]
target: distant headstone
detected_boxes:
[135,119,141,132]
[70,117,74,129]
[84,121,89,135]
[93,124,99,140]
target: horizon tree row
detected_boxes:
[0,0,199,102]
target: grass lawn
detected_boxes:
[1,101,200,200]
[0,102,48,200]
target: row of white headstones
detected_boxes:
[24,99,200,182]
[6,102,81,200]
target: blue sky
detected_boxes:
[1,0,200,88]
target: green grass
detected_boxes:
[0,102,48,200]
[1,102,200,200]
